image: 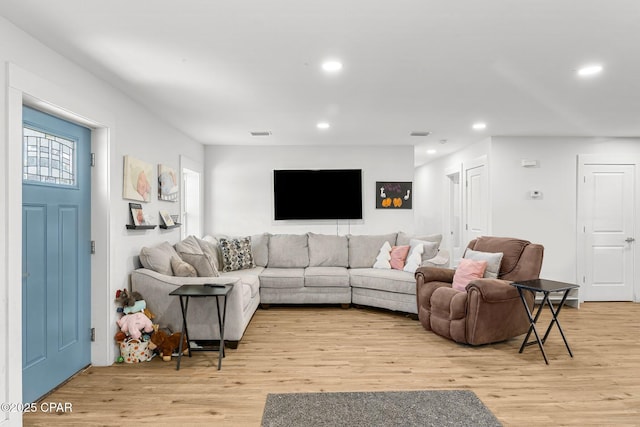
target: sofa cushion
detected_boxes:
[463,248,503,279]
[251,233,270,267]
[139,241,180,276]
[452,258,487,291]
[349,268,416,294]
[348,233,397,268]
[170,256,197,277]
[196,237,222,271]
[219,236,256,272]
[219,267,262,297]
[410,239,440,263]
[268,234,309,268]
[470,236,529,277]
[259,268,305,288]
[176,235,219,277]
[304,267,350,287]
[308,233,348,267]
[396,231,442,247]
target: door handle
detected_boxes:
[625,237,635,243]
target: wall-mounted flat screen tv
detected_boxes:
[274,169,363,220]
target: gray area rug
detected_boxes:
[261,390,502,427]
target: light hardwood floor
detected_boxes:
[23,302,640,426]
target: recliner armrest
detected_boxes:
[466,278,520,302]
[415,266,455,284]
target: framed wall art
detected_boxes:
[158,164,179,202]
[376,181,412,209]
[123,155,153,202]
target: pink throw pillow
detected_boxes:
[390,245,411,270]
[452,258,488,291]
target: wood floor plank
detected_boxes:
[23,302,640,426]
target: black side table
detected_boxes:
[169,283,233,370]
[511,278,579,364]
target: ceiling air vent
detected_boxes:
[410,131,431,137]
[250,131,272,137]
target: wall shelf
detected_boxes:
[126,224,157,230]
[160,223,181,229]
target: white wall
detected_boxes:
[416,136,640,285]
[1,17,204,424]
[204,145,417,236]
[490,136,640,282]
[414,139,492,252]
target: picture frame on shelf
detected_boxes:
[159,210,175,227]
[129,202,151,226]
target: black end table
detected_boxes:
[169,283,233,370]
[511,278,579,364]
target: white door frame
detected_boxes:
[444,164,463,266]
[577,154,640,303]
[462,155,490,245]
[5,62,114,423]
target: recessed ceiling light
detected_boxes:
[410,131,431,137]
[317,122,330,129]
[472,122,487,130]
[250,131,272,136]
[322,61,343,72]
[577,64,603,77]
[427,149,437,155]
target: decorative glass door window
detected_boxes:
[23,126,76,186]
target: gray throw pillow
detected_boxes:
[219,236,256,272]
[409,238,439,262]
[463,248,503,279]
[251,233,270,267]
[139,241,180,276]
[175,235,219,277]
[170,256,197,277]
[308,233,349,267]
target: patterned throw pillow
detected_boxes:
[219,236,255,272]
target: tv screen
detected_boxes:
[274,169,363,220]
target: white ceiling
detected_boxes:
[1,1,639,166]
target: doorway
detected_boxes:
[578,157,636,301]
[22,106,92,402]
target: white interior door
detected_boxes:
[464,161,488,245]
[579,163,635,301]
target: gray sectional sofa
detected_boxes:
[131,232,448,347]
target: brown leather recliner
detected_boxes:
[415,236,544,345]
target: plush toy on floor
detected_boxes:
[148,325,189,362]
[116,312,154,340]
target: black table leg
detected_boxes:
[517,288,550,364]
[541,289,574,357]
[176,295,192,370]
[215,294,228,370]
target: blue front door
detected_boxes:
[22,106,91,403]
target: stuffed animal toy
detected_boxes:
[116,312,153,340]
[123,299,146,315]
[114,330,127,343]
[116,289,144,307]
[148,326,189,361]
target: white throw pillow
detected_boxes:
[463,248,503,279]
[372,241,392,269]
[403,243,424,273]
